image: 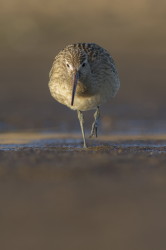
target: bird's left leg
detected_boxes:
[77,110,87,148]
[89,106,100,138]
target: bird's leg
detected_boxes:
[77,110,87,148]
[89,106,100,138]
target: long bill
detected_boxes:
[71,71,79,106]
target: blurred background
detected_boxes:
[0,0,166,133]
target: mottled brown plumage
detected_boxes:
[48,43,120,148]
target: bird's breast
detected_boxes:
[49,71,119,111]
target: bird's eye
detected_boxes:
[66,63,70,68]
[82,63,86,67]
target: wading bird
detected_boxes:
[48,43,120,148]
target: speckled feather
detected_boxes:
[48,43,120,111]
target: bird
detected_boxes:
[48,43,120,148]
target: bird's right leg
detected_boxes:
[77,110,87,148]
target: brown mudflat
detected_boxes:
[0,132,166,250]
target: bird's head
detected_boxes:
[64,46,90,106]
